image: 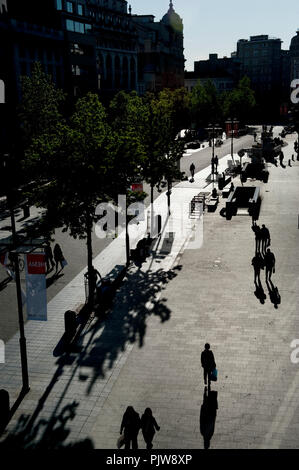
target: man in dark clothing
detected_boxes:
[264,248,276,282]
[44,242,55,272]
[251,223,262,253]
[251,253,264,285]
[201,343,216,387]
[120,406,141,450]
[190,162,195,179]
[53,243,65,273]
[211,157,215,176]
[260,224,271,253]
[214,155,219,173]
[279,151,284,167]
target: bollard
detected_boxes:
[64,310,77,341]
[23,204,30,219]
[0,389,10,433]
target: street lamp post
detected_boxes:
[3,156,30,394]
[226,118,239,165]
[206,123,222,184]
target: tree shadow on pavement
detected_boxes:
[0,401,94,449]
[77,264,183,395]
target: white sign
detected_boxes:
[25,253,47,321]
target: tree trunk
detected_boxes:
[86,210,94,308]
[125,203,130,266]
[167,180,171,216]
[150,183,154,237]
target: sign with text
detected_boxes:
[131,183,143,193]
[25,253,47,321]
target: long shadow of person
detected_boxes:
[199,387,218,450]
[252,253,266,304]
[254,281,267,304]
[266,279,281,309]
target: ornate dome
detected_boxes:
[161,2,183,33]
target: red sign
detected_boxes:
[131,183,143,193]
[27,254,46,275]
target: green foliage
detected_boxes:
[25,92,111,239]
[19,62,65,147]
[222,76,256,124]
[108,91,148,199]
[190,80,222,128]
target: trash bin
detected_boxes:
[64,310,77,340]
[23,204,30,219]
[0,389,10,432]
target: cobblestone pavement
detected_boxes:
[1,129,299,449]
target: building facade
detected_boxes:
[0,0,185,105]
[290,30,299,82]
[133,2,185,93]
[184,53,240,94]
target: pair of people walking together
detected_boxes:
[120,406,160,450]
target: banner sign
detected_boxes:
[25,253,47,321]
[131,183,143,193]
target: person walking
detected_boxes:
[140,408,160,450]
[260,224,271,253]
[53,243,65,273]
[264,248,276,282]
[44,242,55,272]
[214,155,219,174]
[279,151,284,167]
[120,406,141,450]
[254,132,257,142]
[190,162,195,179]
[211,157,215,178]
[251,253,264,285]
[201,343,216,388]
[251,223,262,253]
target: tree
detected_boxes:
[190,80,222,129]
[19,62,65,148]
[142,91,185,224]
[158,87,191,135]
[222,76,256,125]
[108,91,148,264]
[24,92,112,307]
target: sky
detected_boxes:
[130,0,299,70]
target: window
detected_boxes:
[56,0,62,10]
[67,2,73,13]
[78,4,83,15]
[72,64,80,75]
[85,24,92,33]
[75,21,84,33]
[66,19,74,31]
